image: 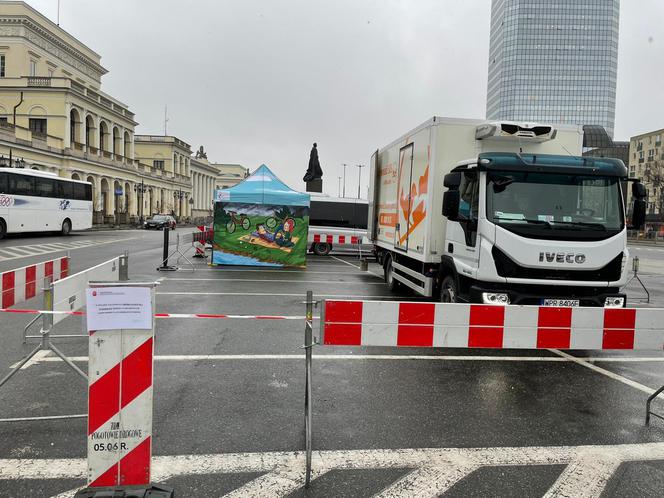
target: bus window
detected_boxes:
[35,177,55,197]
[84,184,92,201]
[58,180,73,199]
[9,174,35,196]
[74,183,87,200]
[0,172,7,193]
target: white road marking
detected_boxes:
[375,464,480,498]
[159,278,385,285]
[224,468,327,498]
[331,254,361,269]
[18,352,664,369]
[543,454,622,498]
[0,443,661,498]
[156,292,418,299]
[0,237,135,262]
[331,254,386,279]
[11,349,51,370]
[550,349,656,395]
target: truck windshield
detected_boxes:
[486,171,624,240]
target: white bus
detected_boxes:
[0,167,92,239]
[308,195,370,255]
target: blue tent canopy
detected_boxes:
[214,164,310,207]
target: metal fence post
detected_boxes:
[160,227,170,269]
[119,250,129,281]
[304,290,314,487]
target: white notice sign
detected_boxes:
[86,286,152,331]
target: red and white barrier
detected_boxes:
[0,256,69,308]
[311,233,361,245]
[86,287,155,487]
[193,225,212,257]
[321,300,664,350]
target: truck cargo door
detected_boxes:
[395,143,414,250]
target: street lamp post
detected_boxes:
[173,189,187,222]
[342,163,347,198]
[134,180,151,225]
[356,164,365,199]
[338,176,342,197]
[0,148,26,168]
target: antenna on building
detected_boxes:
[57,0,61,26]
[164,105,169,135]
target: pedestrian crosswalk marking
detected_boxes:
[0,442,661,497]
[0,237,135,262]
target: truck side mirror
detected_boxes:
[444,172,461,189]
[632,181,646,199]
[442,190,460,220]
[631,199,646,230]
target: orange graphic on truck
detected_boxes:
[398,163,428,245]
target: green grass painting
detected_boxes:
[212,202,309,267]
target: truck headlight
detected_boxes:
[604,296,625,308]
[482,292,510,305]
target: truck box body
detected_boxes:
[368,117,583,264]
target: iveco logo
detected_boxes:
[539,252,586,264]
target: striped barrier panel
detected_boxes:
[0,256,69,308]
[320,300,664,350]
[86,283,156,487]
[304,298,664,480]
[311,233,362,245]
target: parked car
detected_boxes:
[144,214,176,230]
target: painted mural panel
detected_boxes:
[212,202,309,267]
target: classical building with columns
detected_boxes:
[215,163,249,190]
[133,134,192,220]
[191,150,220,221]
[0,2,248,225]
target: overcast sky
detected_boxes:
[25,0,664,198]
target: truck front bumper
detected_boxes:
[468,283,625,307]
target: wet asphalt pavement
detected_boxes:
[1,230,664,497]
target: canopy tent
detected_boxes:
[212,165,310,268]
[214,164,310,206]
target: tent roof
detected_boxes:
[214,164,310,206]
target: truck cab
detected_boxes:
[440,153,646,307]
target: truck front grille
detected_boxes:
[492,246,623,282]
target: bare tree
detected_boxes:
[643,159,664,217]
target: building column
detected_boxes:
[194,175,204,209]
[194,173,199,209]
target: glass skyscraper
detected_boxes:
[486,0,619,137]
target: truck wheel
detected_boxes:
[439,275,457,303]
[313,242,332,256]
[384,255,399,291]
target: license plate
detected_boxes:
[541,299,580,307]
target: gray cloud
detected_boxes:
[27,0,664,196]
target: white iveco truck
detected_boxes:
[368,117,646,307]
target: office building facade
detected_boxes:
[486,0,619,137]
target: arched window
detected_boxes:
[113,127,121,156]
[99,121,109,152]
[69,108,81,147]
[124,131,131,158]
[86,115,95,149]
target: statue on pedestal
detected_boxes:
[303,143,323,182]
